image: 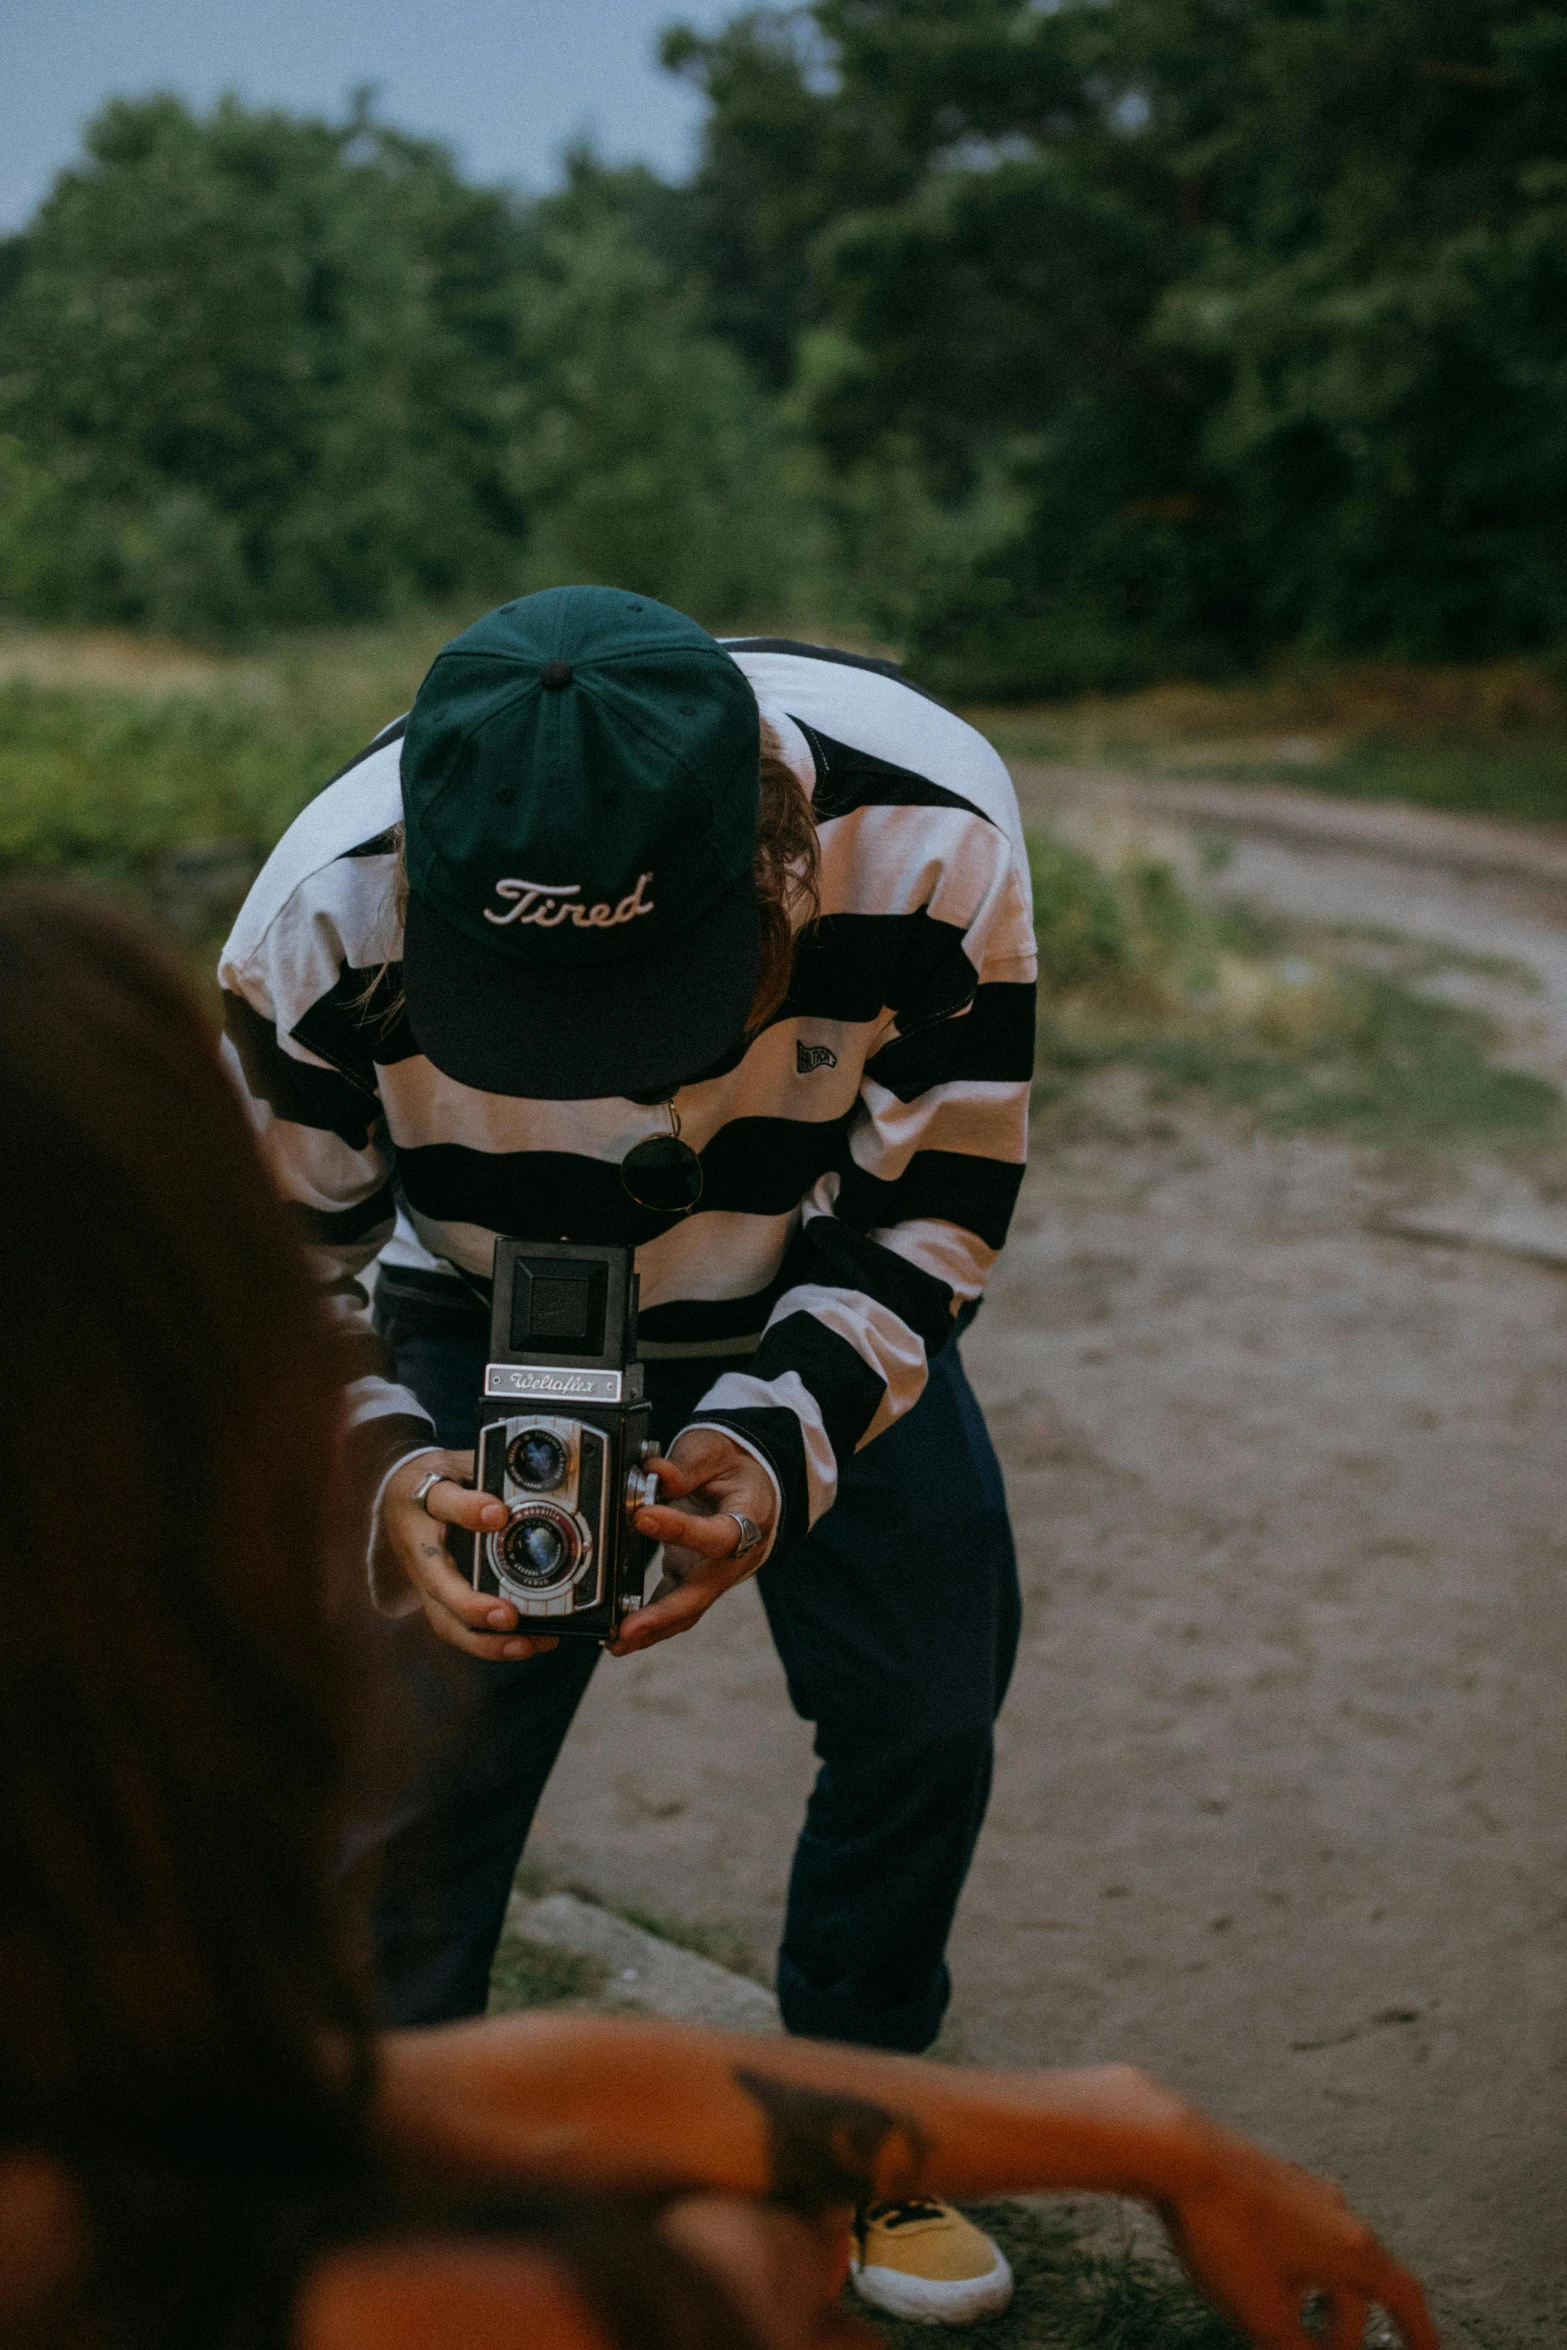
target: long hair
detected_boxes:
[0,888,372,2170]
[748,717,820,1031]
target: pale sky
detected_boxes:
[1,0,741,231]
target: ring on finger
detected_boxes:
[410,1468,446,1513]
[724,1511,763,1561]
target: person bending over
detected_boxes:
[0,887,1433,2350]
[219,588,1034,2314]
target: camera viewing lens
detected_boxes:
[620,1133,704,1215]
[508,1427,569,1490]
[499,1506,579,1588]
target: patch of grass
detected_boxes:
[1123,983,1559,1146]
[1028,830,1562,1150]
[1319,924,1544,994]
[487,1932,610,2014]
[0,614,462,881]
[979,658,1567,826]
[1211,900,1288,958]
[854,2202,1246,2350]
[0,618,464,974]
[0,678,325,880]
[615,1906,756,1978]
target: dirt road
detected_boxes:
[527,777,1567,2349]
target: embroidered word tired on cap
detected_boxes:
[485,873,656,930]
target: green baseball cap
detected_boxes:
[399,586,761,1099]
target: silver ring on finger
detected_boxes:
[410,1468,446,1513]
[725,1511,763,1560]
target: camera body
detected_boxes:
[454,1240,657,1641]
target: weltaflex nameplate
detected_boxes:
[484,1363,627,1403]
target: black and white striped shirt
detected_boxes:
[219,643,1037,1595]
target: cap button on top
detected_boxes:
[540,661,574,690]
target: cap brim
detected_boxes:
[402,877,760,1100]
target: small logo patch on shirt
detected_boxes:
[797,1042,838,1074]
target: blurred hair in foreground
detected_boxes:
[0,884,370,2163]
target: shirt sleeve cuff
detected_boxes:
[679,1422,783,1574]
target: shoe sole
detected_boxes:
[849,2246,1014,2326]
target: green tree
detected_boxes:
[0,90,823,637]
[9,15,1566,676]
[502,209,820,626]
[664,0,1567,693]
[1152,4,1567,659]
[0,92,530,632]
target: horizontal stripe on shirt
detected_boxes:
[224,961,1031,1161]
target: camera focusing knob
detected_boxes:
[626,1455,660,1520]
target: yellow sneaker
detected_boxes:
[848,2198,1013,2325]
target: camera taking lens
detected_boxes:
[508,1427,569,1490]
[499,1504,580,1587]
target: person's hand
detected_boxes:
[660,2199,873,2350]
[377,1450,559,1662]
[607,1429,778,1656]
[1161,2128,1437,2350]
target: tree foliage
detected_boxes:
[2,9,1566,688]
[663,0,1567,692]
[0,93,806,635]
[0,95,528,629]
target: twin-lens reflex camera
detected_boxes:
[452,1239,658,1640]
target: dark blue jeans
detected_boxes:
[356,1282,1020,2052]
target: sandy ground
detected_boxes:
[525,779,1567,2349]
